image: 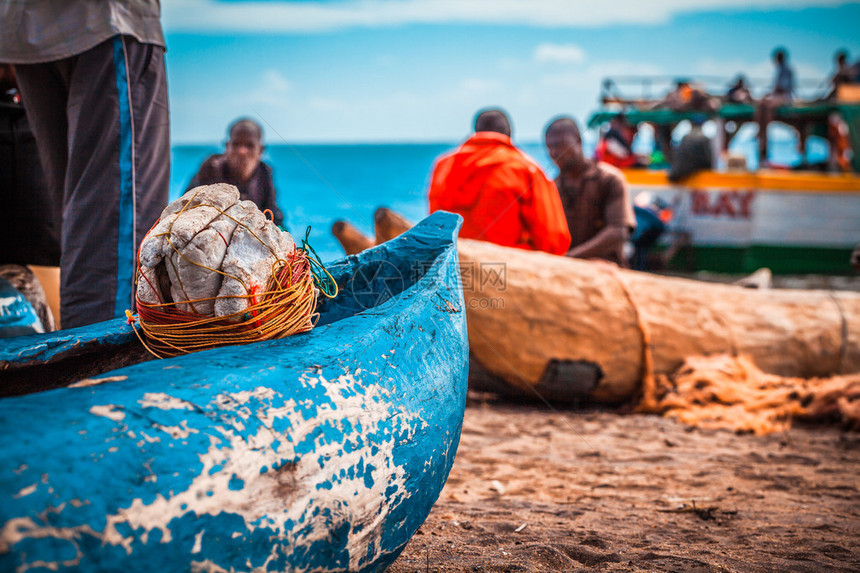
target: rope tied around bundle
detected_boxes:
[128,184,337,358]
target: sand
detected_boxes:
[390,392,860,572]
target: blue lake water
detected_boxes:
[171,142,555,263]
[171,137,823,264]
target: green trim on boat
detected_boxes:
[587,102,846,130]
[663,245,857,275]
[588,101,860,174]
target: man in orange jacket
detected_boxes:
[428,109,570,255]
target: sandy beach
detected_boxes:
[391,392,860,572]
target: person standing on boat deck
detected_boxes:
[428,108,570,255]
[0,0,170,329]
[756,47,795,166]
[545,117,636,267]
[187,118,286,230]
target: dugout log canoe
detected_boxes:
[458,238,860,403]
[334,209,860,404]
[0,212,468,572]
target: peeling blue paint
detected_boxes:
[0,212,468,573]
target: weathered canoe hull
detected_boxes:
[458,237,860,403]
[0,212,468,572]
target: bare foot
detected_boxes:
[331,221,374,255]
[374,207,413,245]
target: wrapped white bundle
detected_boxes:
[137,184,295,318]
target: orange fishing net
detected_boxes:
[639,354,860,435]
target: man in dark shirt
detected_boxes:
[187,118,285,228]
[668,115,714,182]
[544,116,636,266]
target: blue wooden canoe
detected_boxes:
[0,212,467,572]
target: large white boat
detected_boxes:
[588,82,860,274]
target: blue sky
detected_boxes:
[162,0,860,144]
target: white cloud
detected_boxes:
[162,0,848,33]
[534,43,587,65]
[458,78,502,92]
[248,69,292,105]
[540,60,666,90]
[496,57,523,71]
[308,97,346,112]
[376,54,396,66]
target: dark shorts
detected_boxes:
[14,35,170,328]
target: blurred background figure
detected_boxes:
[826,49,860,100]
[629,192,675,272]
[755,47,795,166]
[652,79,719,113]
[726,75,754,104]
[828,113,852,172]
[545,116,636,266]
[594,113,647,169]
[668,115,714,183]
[187,117,286,229]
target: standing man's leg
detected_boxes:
[61,36,169,328]
[127,39,170,282]
[756,97,770,163]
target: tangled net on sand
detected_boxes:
[639,354,860,435]
[131,183,335,358]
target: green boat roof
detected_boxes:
[586,102,852,129]
[587,101,860,172]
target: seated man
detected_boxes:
[428,108,570,255]
[545,117,636,267]
[187,118,285,228]
[594,113,646,169]
[827,50,860,100]
[726,75,754,104]
[755,47,795,166]
[652,79,718,113]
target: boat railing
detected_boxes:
[600,75,832,108]
[594,75,860,173]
